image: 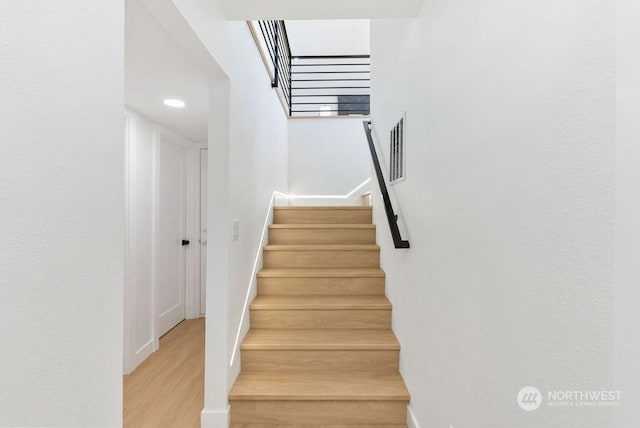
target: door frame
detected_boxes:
[199,148,208,316]
[124,109,205,373]
[152,127,205,349]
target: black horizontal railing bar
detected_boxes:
[292,71,370,74]
[253,23,370,117]
[293,54,370,59]
[293,109,368,116]
[362,121,409,249]
[292,63,371,67]
[292,94,370,97]
[291,63,371,69]
[293,79,370,82]
[292,87,370,90]
[292,102,370,105]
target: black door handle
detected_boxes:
[182,239,190,246]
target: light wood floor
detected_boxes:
[124,318,205,428]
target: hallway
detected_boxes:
[124,319,204,428]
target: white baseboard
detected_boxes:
[124,339,155,374]
[201,406,229,428]
[408,405,421,428]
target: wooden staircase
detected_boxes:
[229,206,410,427]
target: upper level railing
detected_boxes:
[290,55,370,117]
[250,20,293,114]
[363,121,410,249]
[249,20,370,118]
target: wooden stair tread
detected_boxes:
[231,425,407,428]
[269,224,375,229]
[229,371,410,401]
[264,244,380,251]
[241,329,400,350]
[230,206,409,424]
[274,207,372,210]
[258,268,385,278]
[250,295,391,310]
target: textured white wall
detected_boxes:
[370,1,615,426]
[174,3,289,425]
[173,0,232,75]
[286,20,370,56]
[614,0,640,426]
[288,118,370,196]
[220,0,424,20]
[225,19,289,386]
[125,112,156,373]
[0,1,124,426]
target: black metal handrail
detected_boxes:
[363,121,410,249]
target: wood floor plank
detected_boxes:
[123,318,204,428]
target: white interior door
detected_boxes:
[157,135,187,337]
[200,149,208,315]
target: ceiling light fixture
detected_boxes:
[163,98,186,108]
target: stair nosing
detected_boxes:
[250,296,392,311]
[269,224,376,229]
[263,244,380,251]
[228,371,410,402]
[241,329,400,351]
[257,268,385,278]
[274,206,372,210]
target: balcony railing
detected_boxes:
[249,20,370,118]
[290,55,370,117]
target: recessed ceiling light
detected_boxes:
[163,98,186,108]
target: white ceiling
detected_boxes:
[125,0,211,144]
[286,20,370,56]
[220,0,425,20]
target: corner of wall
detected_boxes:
[407,405,421,428]
[201,406,229,428]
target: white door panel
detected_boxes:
[157,135,187,337]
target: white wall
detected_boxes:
[124,110,204,374]
[287,20,370,56]
[0,2,124,426]
[220,0,424,20]
[614,0,640,426]
[370,1,615,427]
[126,0,211,144]
[225,18,289,384]
[125,112,155,373]
[288,118,370,196]
[173,3,290,425]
